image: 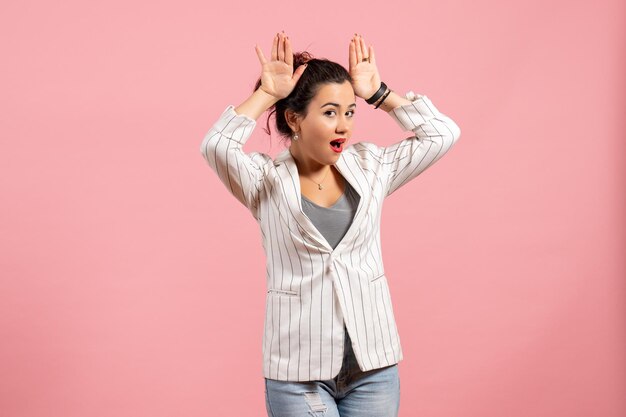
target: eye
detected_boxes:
[324,110,354,117]
[324,110,355,117]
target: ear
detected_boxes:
[284,109,301,133]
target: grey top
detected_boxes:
[301,180,360,249]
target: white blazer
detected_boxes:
[200,91,461,381]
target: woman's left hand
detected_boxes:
[348,34,381,100]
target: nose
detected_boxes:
[336,115,351,135]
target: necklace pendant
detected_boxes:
[318,184,323,190]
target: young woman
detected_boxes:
[200,31,461,417]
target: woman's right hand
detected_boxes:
[255,32,307,100]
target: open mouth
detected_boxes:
[329,138,346,153]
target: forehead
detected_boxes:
[311,81,355,104]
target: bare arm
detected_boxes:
[374,90,412,112]
[234,88,279,121]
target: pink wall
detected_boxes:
[1,0,624,416]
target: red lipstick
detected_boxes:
[329,138,346,153]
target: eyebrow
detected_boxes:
[320,102,357,109]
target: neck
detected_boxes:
[289,146,331,177]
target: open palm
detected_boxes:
[348,34,381,100]
[255,32,307,100]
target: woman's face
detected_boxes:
[289,81,356,167]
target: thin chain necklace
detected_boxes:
[290,148,332,190]
[308,167,331,190]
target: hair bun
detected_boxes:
[293,51,313,68]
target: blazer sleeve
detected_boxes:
[199,105,271,220]
[382,92,461,197]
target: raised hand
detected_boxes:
[255,32,307,100]
[348,33,381,100]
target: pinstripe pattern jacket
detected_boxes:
[200,91,461,381]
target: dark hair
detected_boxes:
[253,51,352,145]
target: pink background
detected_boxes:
[1,0,625,416]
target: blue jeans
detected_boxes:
[264,325,400,416]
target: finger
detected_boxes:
[292,62,308,83]
[359,35,368,60]
[285,35,293,66]
[277,32,285,61]
[369,45,376,66]
[348,39,357,69]
[271,33,278,61]
[255,44,267,65]
[354,34,363,62]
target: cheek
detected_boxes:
[305,118,332,137]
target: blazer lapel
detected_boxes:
[273,148,366,253]
[332,150,367,251]
[273,149,332,251]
